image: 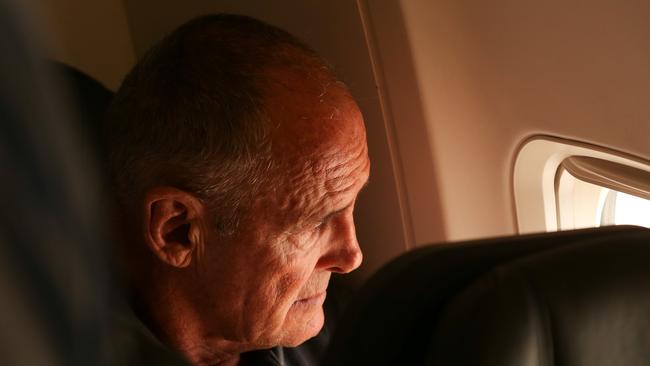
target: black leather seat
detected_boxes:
[48,61,114,172]
[322,226,650,366]
[0,3,110,365]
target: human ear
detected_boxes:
[142,186,205,268]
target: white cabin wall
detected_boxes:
[359,0,448,247]
[367,0,650,242]
[122,0,415,280]
[21,0,136,90]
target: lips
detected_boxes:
[293,291,327,306]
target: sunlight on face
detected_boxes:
[193,79,370,352]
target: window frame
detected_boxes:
[513,136,650,233]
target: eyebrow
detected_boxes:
[321,202,354,223]
[320,179,369,223]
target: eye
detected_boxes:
[312,214,334,232]
[313,220,326,231]
[314,205,352,231]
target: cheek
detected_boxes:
[240,245,320,342]
[266,250,320,311]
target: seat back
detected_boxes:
[0,3,110,365]
[322,226,650,366]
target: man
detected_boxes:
[105,14,370,366]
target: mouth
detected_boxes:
[293,291,327,307]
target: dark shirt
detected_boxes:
[239,318,333,366]
[107,300,193,366]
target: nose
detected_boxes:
[318,212,363,274]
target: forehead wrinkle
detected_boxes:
[272,167,339,229]
[323,143,368,186]
[270,159,328,226]
[269,116,368,223]
[259,66,367,229]
[304,146,369,219]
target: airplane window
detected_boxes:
[556,156,650,230]
[514,137,650,234]
[600,190,650,228]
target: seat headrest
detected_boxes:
[431,231,650,365]
[0,7,110,365]
[47,62,114,169]
[322,226,650,366]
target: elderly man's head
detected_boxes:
[106,14,369,364]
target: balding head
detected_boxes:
[106,14,347,235]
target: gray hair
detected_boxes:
[105,14,333,234]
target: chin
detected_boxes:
[279,303,325,347]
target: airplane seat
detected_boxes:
[0,2,111,365]
[0,3,190,364]
[47,61,114,172]
[430,227,650,365]
[321,226,650,366]
[46,63,197,365]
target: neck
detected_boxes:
[181,343,242,366]
[130,273,249,365]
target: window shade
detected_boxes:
[562,156,650,201]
